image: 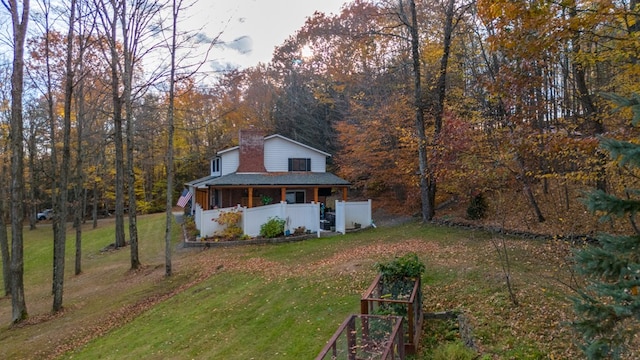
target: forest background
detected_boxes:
[3,0,640,280]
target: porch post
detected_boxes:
[248,187,254,208]
[281,187,286,203]
[342,187,348,201]
[313,187,319,203]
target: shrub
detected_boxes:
[260,217,285,238]
[466,193,488,220]
[183,216,199,239]
[431,341,477,360]
[375,252,425,280]
[214,210,243,239]
[260,194,273,205]
[374,253,425,315]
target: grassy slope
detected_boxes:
[0,214,191,359]
[1,215,593,359]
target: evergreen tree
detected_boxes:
[573,93,640,359]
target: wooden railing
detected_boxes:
[360,274,423,355]
[315,314,405,360]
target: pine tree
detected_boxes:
[573,93,640,359]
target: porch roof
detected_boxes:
[188,172,350,189]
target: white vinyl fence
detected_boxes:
[194,204,243,238]
[193,200,372,239]
[334,199,373,234]
[243,202,320,237]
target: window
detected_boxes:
[286,190,306,204]
[211,157,221,174]
[288,158,311,172]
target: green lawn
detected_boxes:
[1,214,586,359]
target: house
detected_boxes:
[185,129,372,238]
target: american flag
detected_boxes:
[176,189,192,208]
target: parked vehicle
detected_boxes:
[37,209,53,221]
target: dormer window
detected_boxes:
[288,158,311,172]
[211,157,221,176]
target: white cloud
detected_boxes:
[188,0,347,71]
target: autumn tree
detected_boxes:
[268,1,415,205]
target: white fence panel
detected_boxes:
[243,203,286,237]
[197,205,240,238]
[335,200,372,234]
[194,200,371,239]
[194,203,202,232]
[335,201,346,234]
[285,203,320,233]
[344,199,372,228]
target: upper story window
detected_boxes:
[288,158,311,172]
[211,157,221,175]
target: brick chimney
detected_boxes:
[237,129,267,173]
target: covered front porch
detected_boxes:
[187,172,351,211]
[186,172,372,239]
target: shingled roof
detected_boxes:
[188,172,350,188]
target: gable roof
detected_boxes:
[215,134,331,157]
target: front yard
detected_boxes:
[0,213,608,359]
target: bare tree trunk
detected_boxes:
[121,6,140,269]
[99,0,127,249]
[52,0,76,313]
[38,1,62,300]
[399,0,433,221]
[92,180,98,229]
[72,0,94,275]
[164,0,180,277]
[428,0,460,221]
[433,0,456,136]
[27,119,37,230]
[113,86,126,249]
[568,1,606,191]
[516,155,545,223]
[0,161,10,296]
[74,54,85,276]
[6,0,30,324]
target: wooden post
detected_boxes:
[281,187,286,203]
[342,187,347,201]
[313,187,319,203]
[248,187,253,208]
[347,316,357,360]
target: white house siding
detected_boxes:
[220,150,239,175]
[264,137,327,172]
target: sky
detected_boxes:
[188,0,348,72]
